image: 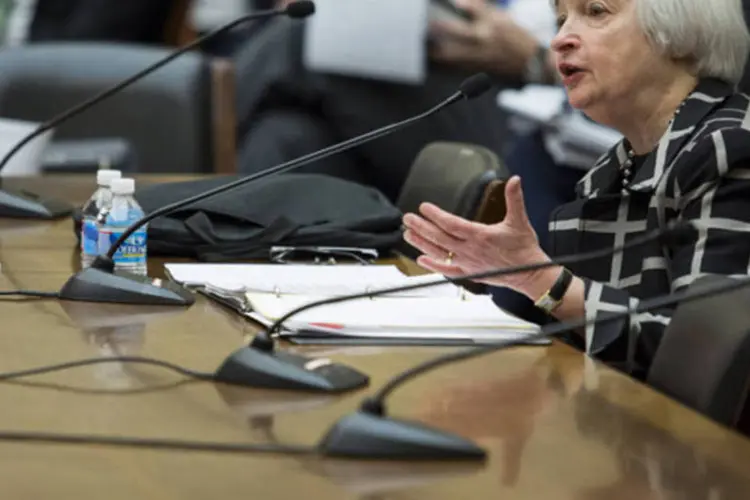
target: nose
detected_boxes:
[550,31,579,56]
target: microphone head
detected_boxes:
[459,73,493,100]
[661,220,698,247]
[286,1,316,18]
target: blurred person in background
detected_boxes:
[234,0,579,209]
[232,0,592,322]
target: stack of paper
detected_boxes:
[165,263,463,298]
[165,263,544,345]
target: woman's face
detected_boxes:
[550,0,677,123]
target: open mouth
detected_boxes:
[559,64,584,77]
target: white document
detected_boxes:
[302,0,428,84]
[0,117,53,177]
[165,263,463,298]
[497,85,568,124]
[248,293,540,340]
[189,0,249,31]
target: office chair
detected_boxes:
[396,141,508,226]
[0,42,236,174]
[396,142,509,293]
[647,275,750,429]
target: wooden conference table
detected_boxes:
[1,175,750,499]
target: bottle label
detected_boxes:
[81,218,99,255]
[99,228,147,264]
[98,204,147,265]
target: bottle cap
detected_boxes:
[96,169,121,187]
[110,178,135,195]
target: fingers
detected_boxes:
[503,176,533,229]
[418,203,480,240]
[416,255,465,277]
[430,18,478,46]
[403,223,464,276]
[403,228,451,263]
[403,210,466,251]
[429,39,480,65]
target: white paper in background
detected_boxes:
[166,263,406,290]
[506,0,558,46]
[302,0,428,84]
[497,85,567,123]
[164,263,463,298]
[0,117,53,177]
[189,0,249,31]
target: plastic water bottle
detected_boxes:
[80,169,122,268]
[98,178,148,275]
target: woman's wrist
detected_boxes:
[524,267,586,322]
[523,265,565,303]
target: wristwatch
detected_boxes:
[534,267,573,313]
[524,45,552,85]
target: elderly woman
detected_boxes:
[403,0,750,378]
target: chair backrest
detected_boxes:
[0,42,235,174]
[395,142,508,294]
[396,141,508,223]
[647,275,750,428]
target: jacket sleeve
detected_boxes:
[582,128,750,375]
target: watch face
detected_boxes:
[537,296,556,311]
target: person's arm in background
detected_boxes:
[429,0,558,85]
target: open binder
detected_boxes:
[166,263,549,347]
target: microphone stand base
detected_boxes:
[59,267,195,306]
[214,346,369,393]
[0,188,73,219]
[318,411,487,461]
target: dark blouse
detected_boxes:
[548,78,750,378]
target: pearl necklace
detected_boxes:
[619,101,686,194]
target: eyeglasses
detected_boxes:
[269,246,378,265]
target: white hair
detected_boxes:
[552,0,750,84]
[636,0,750,85]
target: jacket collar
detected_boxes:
[575,78,734,198]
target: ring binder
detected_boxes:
[169,263,542,347]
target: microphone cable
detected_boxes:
[0,355,319,456]
[0,270,747,457]
[0,290,60,299]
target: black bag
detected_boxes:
[79,173,403,262]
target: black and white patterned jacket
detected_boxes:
[549,78,750,377]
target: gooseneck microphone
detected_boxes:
[0,1,315,220]
[51,73,494,394]
[231,220,697,457]
[260,220,698,342]
[101,72,493,265]
[212,211,687,395]
[57,72,494,307]
[0,252,746,460]
[314,270,750,461]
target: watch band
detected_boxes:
[534,267,573,313]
